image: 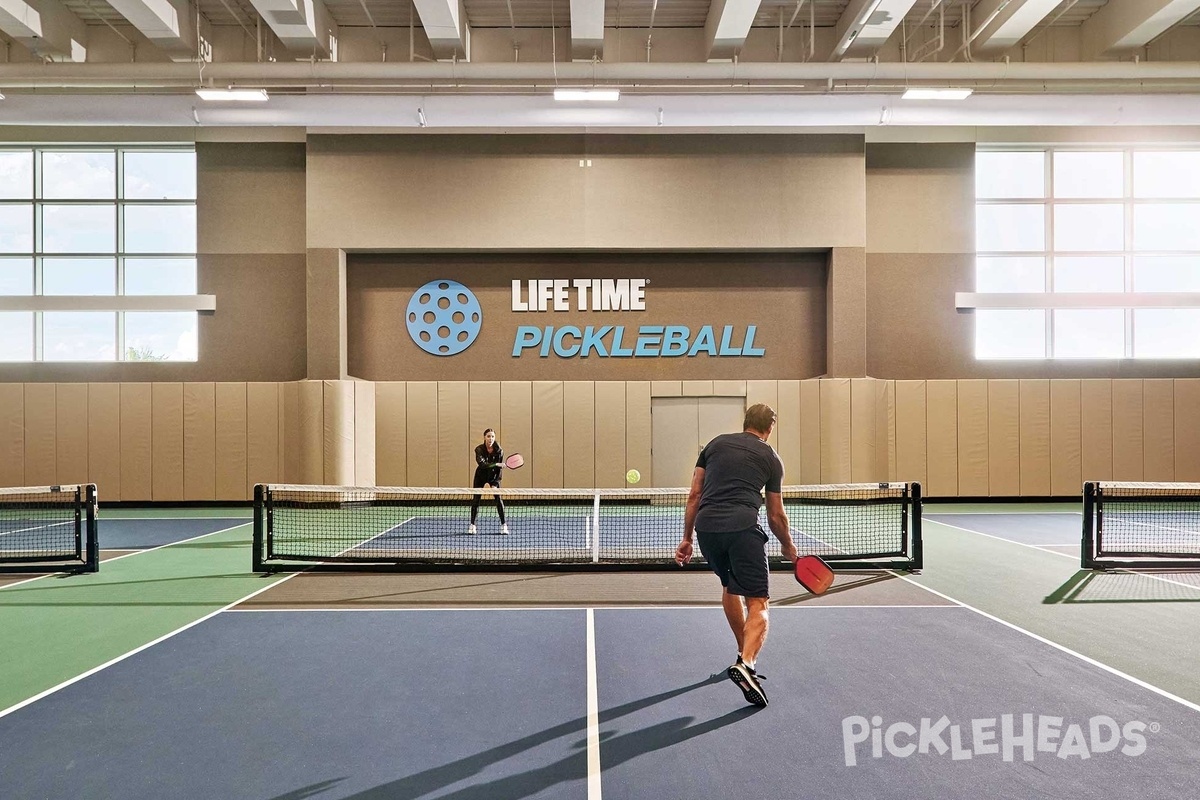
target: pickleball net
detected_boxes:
[1083,481,1200,569]
[0,484,99,574]
[253,482,921,572]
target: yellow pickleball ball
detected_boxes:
[626,469,641,484]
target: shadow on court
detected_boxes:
[313,673,743,800]
[1045,570,1200,604]
[773,572,898,605]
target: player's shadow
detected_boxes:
[337,672,754,800]
[773,571,896,604]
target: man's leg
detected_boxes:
[721,588,746,654]
[739,596,769,668]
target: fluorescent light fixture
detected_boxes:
[553,89,620,102]
[902,88,973,100]
[195,88,269,102]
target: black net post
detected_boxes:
[910,482,923,572]
[253,484,267,574]
[84,484,98,573]
[1081,481,1097,570]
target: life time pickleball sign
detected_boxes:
[404,277,764,359]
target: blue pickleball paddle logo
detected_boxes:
[406,280,483,356]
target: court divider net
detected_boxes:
[253,482,922,573]
[0,483,99,574]
[1083,481,1200,570]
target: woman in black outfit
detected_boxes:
[469,428,509,535]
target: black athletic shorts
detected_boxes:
[696,526,770,599]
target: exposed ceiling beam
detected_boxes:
[105,0,202,60]
[569,0,604,61]
[703,0,762,61]
[245,0,338,58]
[1082,0,1200,58]
[967,0,1061,53]
[834,0,918,59]
[0,0,86,61]
[412,0,467,60]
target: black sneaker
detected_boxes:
[727,661,768,707]
[737,656,765,682]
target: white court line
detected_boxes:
[892,572,1200,715]
[928,518,1200,595]
[586,608,602,800]
[0,523,252,591]
[926,510,1081,516]
[227,604,965,613]
[0,521,72,538]
[0,571,297,720]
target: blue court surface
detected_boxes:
[1,605,1196,799]
[927,512,1081,547]
[98,517,251,550]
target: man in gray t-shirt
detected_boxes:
[675,403,798,708]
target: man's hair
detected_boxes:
[744,404,777,434]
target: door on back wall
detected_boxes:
[650,397,745,488]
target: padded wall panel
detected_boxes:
[563,382,596,488]
[23,384,56,487]
[87,384,120,499]
[820,379,852,484]
[594,383,626,489]
[247,383,280,491]
[216,383,249,501]
[436,382,470,487]
[626,382,652,489]
[183,383,216,501]
[799,380,822,485]
[354,381,376,487]
[0,385,23,488]
[500,382,533,489]
[1175,380,1200,482]
[405,382,438,487]
[1080,380,1113,482]
[925,381,958,497]
[850,378,877,483]
[55,384,88,487]
[533,382,566,488]
[776,380,802,484]
[1019,380,1051,496]
[1142,379,1174,482]
[1111,380,1144,482]
[1049,380,1082,497]
[151,383,184,501]
[895,381,927,488]
[374,383,407,486]
[119,384,152,501]
[957,380,989,497]
[298,380,326,485]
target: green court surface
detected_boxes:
[0,521,277,712]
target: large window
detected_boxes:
[975,148,1200,359]
[0,147,197,362]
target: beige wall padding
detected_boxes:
[247,383,280,493]
[775,380,802,484]
[682,381,713,397]
[925,381,958,497]
[299,380,326,484]
[1018,380,1051,497]
[1111,379,1144,482]
[850,379,876,482]
[88,384,120,499]
[652,381,682,397]
[798,380,822,485]
[1050,380,1082,496]
[151,384,184,501]
[1175,380,1200,482]
[4,377,1190,500]
[183,383,217,501]
[895,381,927,487]
[563,382,596,488]
[216,383,249,501]
[279,382,301,483]
[55,384,88,486]
[625,382,651,488]
[820,379,852,483]
[404,382,438,487]
[957,380,989,497]
[713,381,747,397]
[354,381,376,487]
[987,380,1020,497]
[1081,380,1113,482]
[374,382,407,486]
[533,382,565,488]
[119,384,152,500]
[1143,379,1174,482]
[500,382,533,490]
[24,385,55,487]
[437,382,470,487]
[0,385,23,488]
[595,383,627,489]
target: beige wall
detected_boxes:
[306,134,866,250]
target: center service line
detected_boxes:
[586,607,603,800]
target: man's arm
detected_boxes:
[675,467,705,565]
[765,491,798,563]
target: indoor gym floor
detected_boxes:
[1,505,1199,799]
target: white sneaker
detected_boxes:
[500,523,510,535]
[468,524,477,535]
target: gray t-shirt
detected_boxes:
[693,431,785,533]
